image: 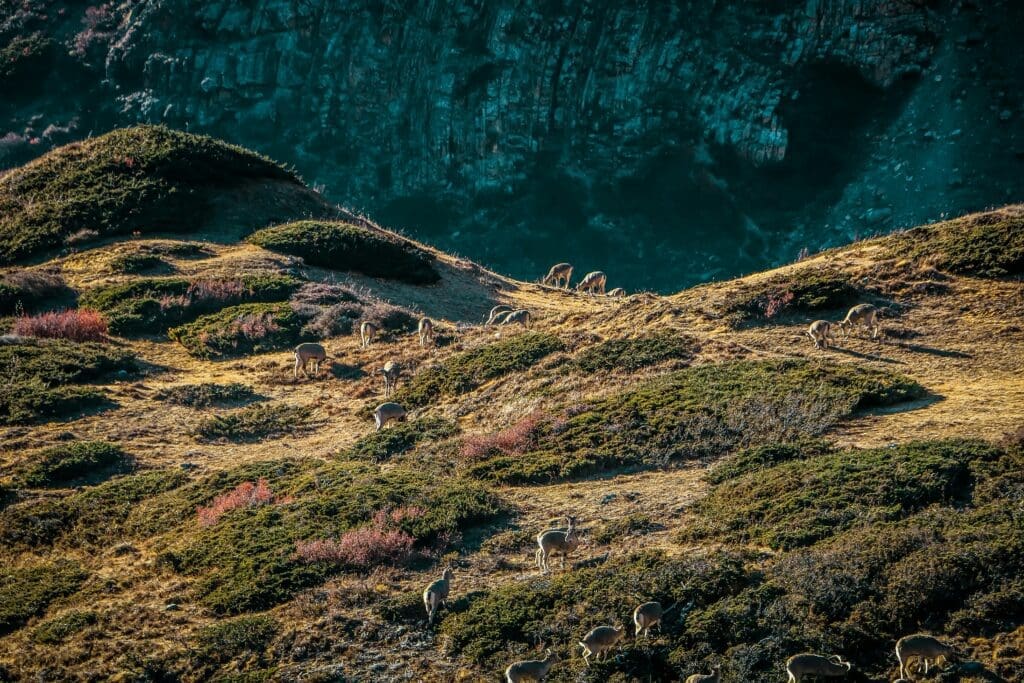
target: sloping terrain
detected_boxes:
[0,133,1022,682]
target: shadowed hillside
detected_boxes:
[0,132,1022,682]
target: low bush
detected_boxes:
[107,252,171,274]
[195,403,310,442]
[0,270,72,315]
[347,417,458,462]
[0,32,53,88]
[396,332,565,407]
[195,614,278,664]
[572,332,697,374]
[31,610,97,644]
[0,338,136,386]
[0,378,108,425]
[248,220,440,284]
[729,273,865,323]
[169,302,312,358]
[591,513,663,545]
[17,441,133,488]
[0,561,87,635]
[12,308,108,341]
[461,411,545,461]
[156,382,258,408]
[705,440,834,484]
[890,206,1024,278]
[197,479,279,527]
[295,528,416,569]
[468,359,924,484]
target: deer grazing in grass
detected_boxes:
[839,303,881,339]
[579,625,625,666]
[293,342,327,378]
[896,634,956,679]
[685,665,721,683]
[807,320,836,350]
[785,653,852,682]
[373,402,407,431]
[380,360,401,398]
[423,565,452,625]
[542,263,573,289]
[501,309,531,328]
[360,321,378,348]
[633,601,679,638]
[487,305,513,325]
[607,287,626,298]
[505,649,559,682]
[576,271,607,295]
[536,516,579,573]
[417,317,434,347]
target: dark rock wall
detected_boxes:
[2,0,1022,290]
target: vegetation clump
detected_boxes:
[31,610,97,644]
[11,308,108,341]
[347,417,458,461]
[195,403,310,442]
[156,382,259,408]
[891,206,1024,278]
[572,332,696,373]
[0,270,72,315]
[107,252,172,274]
[169,302,312,358]
[467,359,924,484]
[16,441,133,488]
[248,220,440,284]
[0,561,87,635]
[396,332,565,407]
[195,614,278,664]
[729,272,865,323]
[0,125,327,264]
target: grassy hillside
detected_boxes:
[0,132,1022,681]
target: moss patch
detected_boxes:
[396,332,565,408]
[169,302,312,358]
[248,220,440,284]
[0,561,87,635]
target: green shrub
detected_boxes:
[706,440,834,484]
[31,610,97,644]
[890,207,1024,278]
[107,253,172,274]
[80,275,302,337]
[248,220,440,284]
[572,332,696,373]
[729,273,865,322]
[17,441,133,488]
[0,270,73,315]
[0,125,327,264]
[396,332,565,407]
[468,359,924,485]
[169,302,312,358]
[591,513,663,545]
[195,403,310,442]
[156,382,259,408]
[0,561,87,635]
[0,379,108,426]
[0,339,136,385]
[195,615,277,663]
[347,417,458,461]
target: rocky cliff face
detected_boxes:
[2,0,1022,289]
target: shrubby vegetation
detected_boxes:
[728,272,866,323]
[195,614,278,664]
[195,403,310,441]
[107,252,172,274]
[12,308,108,341]
[31,610,97,644]
[156,382,259,408]
[396,332,565,407]
[347,417,458,462]
[468,359,923,484]
[0,561,87,635]
[0,270,72,315]
[571,332,696,373]
[14,441,134,488]
[248,220,440,284]
[892,207,1024,278]
[169,302,312,358]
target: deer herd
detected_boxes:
[290,262,946,681]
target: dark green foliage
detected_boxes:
[0,125,326,264]
[195,615,277,663]
[156,459,501,614]
[0,470,187,549]
[706,440,834,484]
[195,403,309,442]
[0,561,87,635]
[248,220,440,284]
[893,208,1024,278]
[0,339,136,385]
[169,302,312,358]
[572,332,696,373]
[591,513,663,545]
[468,359,924,484]
[31,610,97,644]
[0,270,73,315]
[347,417,458,461]
[156,382,259,408]
[396,332,565,407]
[107,253,171,274]
[0,379,107,425]
[730,273,865,322]
[80,275,301,337]
[16,441,133,488]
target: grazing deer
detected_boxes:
[360,321,378,348]
[373,402,407,430]
[418,317,434,347]
[423,565,453,625]
[576,271,607,295]
[380,360,401,397]
[685,665,721,683]
[293,342,327,378]
[786,653,852,682]
[579,625,624,666]
[505,649,559,682]
[633,601,679,638]
[536,516,579,573]
[839,303,881,339]
[807,320,835,349]
[487,305,514,325]
[896,634,955,679]
[542,263,573,289]
[501,309,531,328]
[607,287,626,298]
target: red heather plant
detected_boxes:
[461,410,546,461]
[187,279,245,302]
[197,478,277,527]
[231,312,281,340]
[763,290,795,319]
[12,308,107,341]
[295,505,423,568]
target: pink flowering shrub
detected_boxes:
[461,411,546,461]
[295,505,424,568]
[13,308,107,341]
[197,478,277,527]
